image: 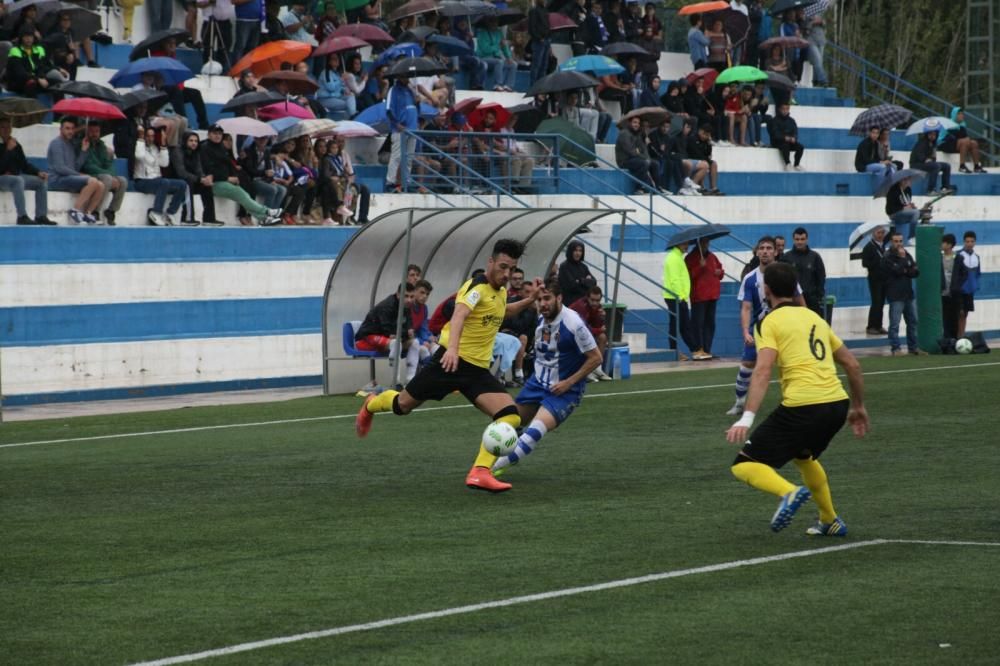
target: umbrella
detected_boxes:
[53,80,123,104]
[666,223,731,248]
[716,65,768,84]
[704,8,751,47]
[618,106,671,128]
[388,57,449,78]
[276,118,340,144]
[2,0,60,30]
[426,34,473,57]
[848,221,890,251]
[759,35,810,50]
[438,0,496,17]
[52,97,125,120]
[601,42,658,62]
[0,97,47,128]
[129,28,190,60]
[355,102,389,133]
[331,120,380,137]
[677,1,729,16]
[388,0,438,22]
[509,103,544,133]
[314,35,370,58]
[109,56,193,87]
[258,101,316,121]
[221,90,286,113]
[451,97,482,117]
[267,116,301,134]
[766,71,796,91]
[771,0,818,15]
[216,116,277,138]
[37,3,101,38]
[559,55,625,77]
[468,102,511,129]
[377,43,424,66]
[849,103,913,136]
[535,117,595,166]
[119,89,168,112]
[686,67,719,88]
[259,71,319,95]
[906,116,958,136]
[229,40,312,77]
[399,25,437,42]
[475,8,524,26]
[525,70,600,97]
[872,168,925,199]
[333,23,394,46]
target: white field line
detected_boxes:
[128,538,1000,666]
[3,361,999,450]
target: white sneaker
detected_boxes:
[162,213,175,226]
[586,371,600,383]
[725,399,746,416]
[683,177,697,189]
[794,165,805,172]
[267,207,283,217]
[595,367,613,381]
[147,210,163,226]
[784,164,794,172]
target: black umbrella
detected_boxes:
[601,42,658,62]
[53,80,123,104]
[766,71,796,91]
[437,0,496,17]
[704,8,751,47]
[873,168,925,199]
[475,8,524,26]
[129,27,190,60]
[509,103,543,133]
[38,2,101,37]
[525,70,600,97]
[666,224,732,248]
[849,103,913,136]
[221,90,286,113]
[387,57,449,78]
[2,0,60,30]
[770,0,818,16]
[0,96,47,128]
[398,25,436,42]
[119,89,168,112]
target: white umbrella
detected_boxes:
[905,116,959,136]
[331,120,380,138]
[849,221,890,250]
[215,116,277,138]
[276,118,339,144]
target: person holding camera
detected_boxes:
[134,127,189,226]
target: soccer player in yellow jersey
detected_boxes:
[356,239,542,493]
[726,262,870,535]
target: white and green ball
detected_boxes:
[955,338,973,354]
[482,421,519,456]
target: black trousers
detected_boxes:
[866,275,885,330]
[942,294,961,339]
[664,298,695,352]
[189,181,216,223]
[774,140,804,165]
[689,299,718,353]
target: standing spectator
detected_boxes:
[317,53,355,119]
[385,74,418,193]
[855,126,894,180]
[198,0,236,70]
[46,117,106,225]
[642,3,663,43]
[774,234,786,255]
[729,0,749,64]
[685,237,723,360]
[909,127,954,196]
[475,17,516,92]
[783,227,826,317]
[881,231,923,356]
[940,233,968,340]
[528,0,550,85]
[200,124,282,225]
[803,0,829,86]
[147,0,173,34]
[0,117,54,225]
[662,239,694,359]
[582,2,611,54]
[861,225,888,335]
[134,127,189,226]
[614,115,659,194]
[957,231,981,338]
[939,107,986,174]
[767,102,804,171]
[705,18,731,73]
[445,17,488,91]
[79,123,127,226]
[780,11,803,82]
[337,136,372,225]
[687,14,709,69]
[170,131,219,225]
[558,239,597,306]
[262,1,289,42]
[763,44,791,106]
[232,0,262,62]
[569,285,613,381]
[622,1,643,42]
[279,0,317,46]
[885,175,919,244]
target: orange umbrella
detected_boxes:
[229,40,313,77]
[678,1,730,16]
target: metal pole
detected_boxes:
[392,209,415,387]
[605,211,628,372]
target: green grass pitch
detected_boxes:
[2,355,999,665]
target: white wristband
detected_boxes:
[735,410,756,429]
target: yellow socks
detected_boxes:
[794,458,837,523]
[731,462,797,498]
[366,389,399,414]
[473,413,521,468]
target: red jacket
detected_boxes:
[569,297,606,336]
[685,249,723,303]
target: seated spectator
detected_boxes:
[855,126,894,180]
[560,91,593,140]
[240,135,287,219]
[336,136,371,224]
[598,68,633,114]
[269,145,295,222]
[687,123,722,194]
[355,282,422,383]
[133,72,188,146]
[475,17,516,92]
[724,84,748,146]
[236,69,265,95]
[569,285,612,382]
[169,131,219,225]
[152,37,210,130]
[79,123,127,226]
[359,63,389,110]
[498,113,535,193]
[6,26,58,97]
[878,128,904,171]
[445,17,487,91]
[684,77,716,135]
[707,81,728,141]
[670,120,705,195]
[558,240,597,306]
[46,117,106,225]
[638,74,663,109]
[200,124,282,226]
[648,118,681,194]
[885,175,918,244]
[410,278,436,362]
[134,127,188,226]
[40,32,77,83]
[317,53,356,120]
[741,86,764,146]
[319,138,356,224]
[660,80,689,132]
[421,41,456,107]
[0,117,54,225]
[939,107,985,174]
[343,54,371,112]
[909,127,954,196]
[614,116,659,194]
[621,56,644,111]
[767,102,805,170]
[579,87,613,142]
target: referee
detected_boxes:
[726,262,870,536]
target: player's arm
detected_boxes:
[440,303,472,372]
[505,278,543,316]
[551,347,602,396]
[726,347,775,443]
[740,301,753,345]
[833,345,869,437]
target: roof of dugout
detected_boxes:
[322,207,627,395]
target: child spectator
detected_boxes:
[724,85,748,146]
[940,233,968,340]
[957,231,981,337]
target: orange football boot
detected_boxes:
[465,466,512,493]
[355,394,375,438]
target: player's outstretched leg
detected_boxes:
[731,459,810,532]
[492,419,548,474]
[355,389,400,438]
[728,365,753,415]
[467,405,520,493]
[794,458,848,537]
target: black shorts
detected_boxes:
[961,294,975,312]
[404,347,508,403]
[736,399,850,469]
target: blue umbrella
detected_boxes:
[267,116,301,134]
[559,55,625,77]
[426,34,473,57]
[419,102,440,119]
[355,102,389,133]
[666,224,731,248]
[872,168,925,199]
[375,42,423,66]
[905,116,958,136]
[109,56,193,87]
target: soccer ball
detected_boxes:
[955,338,973,354]
[482,421,518,456]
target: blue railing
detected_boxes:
[825,41,999,164]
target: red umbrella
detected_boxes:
[258,102,316,121]
[450,97,482,117]
[468,102,511,130]
[52,97,125,120]
[686,67,719,88]
[678,1,730,16]
[314,35,370,58]
[333,23,394,46]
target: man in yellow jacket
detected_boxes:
[662,239,695,360]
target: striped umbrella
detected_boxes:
[849,104,913,136]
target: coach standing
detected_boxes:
[782,226,826,319]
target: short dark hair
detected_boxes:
[689,13,701,26]
[542,276,561,295]
[763,262,798,298]
[942,233,956,247]
[401,282,415,292]
[792,227,808,237]
[414,279,432,292]
[774,234,785,242]
[757,235,776,249]
[471,268,486,278]
[407,264,422,274]
[891,231,904,239]
[588,285,603,297]
[491,238,525,260]
[698,123,712,134]
[59,117,76,127]
[964,231,977,241]
[511,267,525,277]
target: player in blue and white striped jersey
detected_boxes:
[492,277,603,475]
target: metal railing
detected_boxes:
[826,41,999,165]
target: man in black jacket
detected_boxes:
[355,282,421,383]
[528,0,550,85]
[909,128,954,196]
[0,117,55,225]
[614,116,658,193]
[200,125,281,225]
[5,28,54,97]
[881,231,923,355]
[768,103,805,170]
[861,225,888,335]
[855,126,893,179]
[687,123,722,194]
[782,227,826,317]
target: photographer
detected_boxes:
[134,127,189,226]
